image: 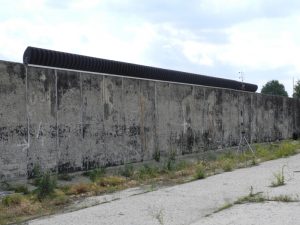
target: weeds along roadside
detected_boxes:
[0,139,300,225]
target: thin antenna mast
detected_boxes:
[237,71,254,154]
[293,77,295,96]
[239,71,245,90]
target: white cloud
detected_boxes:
[0,7,158,64]
[178,15,300,71]
[182,41,216,66]
[198,0,260,14]
[219,16,300,71]
[1,0,300,96]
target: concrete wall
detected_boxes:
[1,60,300,180]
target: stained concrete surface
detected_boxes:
[29,154,300,225]
[192,202,300,225]
[1,60,300,180]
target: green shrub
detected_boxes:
[36,172,57,200]
[153,149,161,162]
[194,163,206,180]
[87,168,106,182]
[165,159,176,171]
[2,193,24,207]
[175,160,190,171]
[119,164,134,178]
[137,165,159,179]
[220,159,234,172]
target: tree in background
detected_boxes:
[293,80,300,98]
[261,80,288,97]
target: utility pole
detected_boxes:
[238,71,245,91]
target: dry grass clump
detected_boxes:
[0,194,42,225]
[66,183,94,195]
[50,190,70,206]
[96,176,126,187]
[0,140,299,225]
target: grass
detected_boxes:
[270,166,286,187]
[0,140,299,225]
[136,164,160,180]
[51,190,70,206]
[250,157,258,166]
[235,192,265,204]
[213,202,234,213]
[270,195,297,202]
[85,168,106,182]
[35,172,57,200]
[153,149,161,162]
[66,183,92,195]
[254,141,300,161]
[220,158,235,172]
[119,164,134,178]
[58,173,74,181]
[194,163,206,179]
[275,143,297,158]
[96,176,126,187]
[152,208,165,225]
[213,187,298,215]
[2,193,24,207]
[0,195,42,225]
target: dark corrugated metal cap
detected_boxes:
[23,46,258,92]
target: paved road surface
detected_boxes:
[29,155,300,225]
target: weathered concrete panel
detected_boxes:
[203,88,223,150]
[139,80,156,161]
[221,89,238,147]
[122,78,142,163]
[156,82,171,156]
[102,76,125,166]
[81,73,105,169]
[0,62,27,180]
[27,67,57,175]
[56,70,82,172]
[1,60,300,180]
[239,91,252,143]
[168,84,194,155]
[191,86,206,152]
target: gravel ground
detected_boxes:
[29,154,300,225]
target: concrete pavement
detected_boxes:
[29,154,300,225]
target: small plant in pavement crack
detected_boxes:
[271,166,286,187]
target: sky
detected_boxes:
[0,0,300,96]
